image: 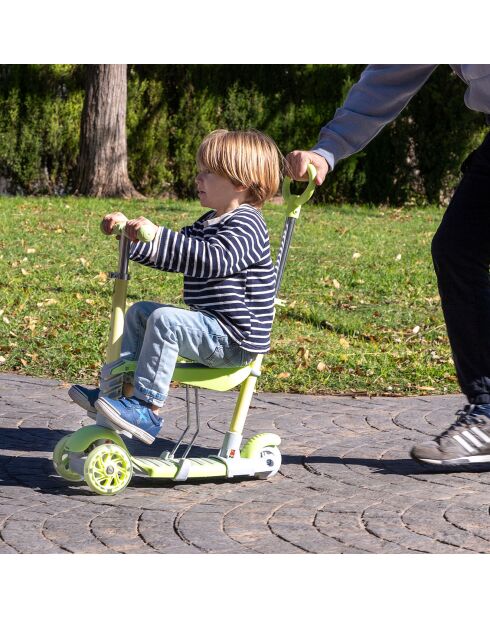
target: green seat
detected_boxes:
[108,359,254,392]
[172,361,254,392]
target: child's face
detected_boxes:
[195,169,247,213]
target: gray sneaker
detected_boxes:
[410,404,490,466]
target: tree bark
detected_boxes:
[75,64,142,198]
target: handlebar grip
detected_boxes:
[282,163,317,213]
[104,221,156,243]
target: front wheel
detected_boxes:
[52,435,82,482]
[256,446,282,479]
[84,443,133,495]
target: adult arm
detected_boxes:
[312,64,438,170]
[287,64,438,183]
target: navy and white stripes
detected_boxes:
[129,204,276,353]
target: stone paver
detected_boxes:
[1,371,490,554]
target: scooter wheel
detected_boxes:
[256,446,282,479]
[52,435,83,482]
[84,443,133,496]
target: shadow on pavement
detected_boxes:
[0,425,217,457]
[5,425,487,498]
[283,453,490,476]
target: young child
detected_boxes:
[69,129,281,445]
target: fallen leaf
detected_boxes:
[395,254,402,261]
[3,316,10,324]
[277,372,290,379]
[20,358,28,367]
[297,347,309,360]
[85,299,95,305]
[0,356,6,364]
[26,248,36,254]
[317,362,326,371]
[339,337,350,348]
[24,316,39,332]
[412,325,420,334]
[37,298,58,308]
[332,279,341,289]
[352,252,361,259]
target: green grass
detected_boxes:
[0,196,457,396]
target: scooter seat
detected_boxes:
[172,361,254,392]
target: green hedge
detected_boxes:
[0,64,487,204]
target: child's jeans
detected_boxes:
[121,302,256,407]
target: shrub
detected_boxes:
[0,64,487,204]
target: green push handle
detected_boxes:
[282,163,317,218]
[102,220,156,243]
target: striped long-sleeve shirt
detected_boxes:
[129,204,276,353]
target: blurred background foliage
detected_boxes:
[0,64,487,205]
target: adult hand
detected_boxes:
[285,151,329,186]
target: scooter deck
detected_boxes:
[131,455,227,479]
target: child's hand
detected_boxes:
[101,212,128,235]
[124,217,159,242]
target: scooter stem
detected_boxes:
[106,235,131,364]
[104,223,156,364]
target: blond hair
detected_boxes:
[196,129,282,207]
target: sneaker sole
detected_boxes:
[68,385,97,420]
[95,398,156,445]
[411,452,490,466]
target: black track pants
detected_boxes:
[432,132,490,403]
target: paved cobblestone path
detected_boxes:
[2,372,490,554]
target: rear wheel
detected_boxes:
[52,435,82,482]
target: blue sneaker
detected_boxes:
[68,384,100,419]
[95,396,163,444]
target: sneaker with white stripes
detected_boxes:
[410,404,490,466]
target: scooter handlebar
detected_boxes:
[282,163,317,207]
[103,221,156,243]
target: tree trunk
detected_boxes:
[75,64,142,198]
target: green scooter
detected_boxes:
[52,165,317,495]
